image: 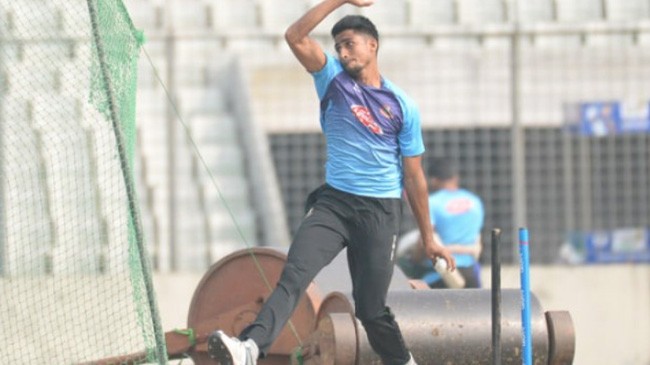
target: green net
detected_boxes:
[0,0,166,363]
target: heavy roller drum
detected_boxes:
[296,289,575,365]
[186,247,322,364]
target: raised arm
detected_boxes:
[403,155,456,270]
[285,0,375,72]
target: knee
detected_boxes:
[277,262,311,293]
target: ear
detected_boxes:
[368,37,378,53]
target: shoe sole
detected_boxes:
[207,332,235,365]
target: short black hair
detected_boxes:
[331,15,379,42]
[427,157,457,181]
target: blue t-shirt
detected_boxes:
[312,53,424,198]
[422,188,484,284]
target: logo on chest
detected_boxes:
[445,198,474,214]
[351,104,384,135]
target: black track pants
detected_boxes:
[239,184,411,365]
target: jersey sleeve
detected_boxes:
[398,99,425,157]
[311,53,343,100]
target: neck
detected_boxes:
[440,178,460,190]
[441,180,459,190]
[354,63,381,88]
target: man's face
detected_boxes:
[334,30,378,77]
[428,177,443,191]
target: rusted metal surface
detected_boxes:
[546,311,576,365]
[187,247,322,365]
[76,248,575,365]
[299,289,575,365]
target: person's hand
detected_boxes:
[423,239,456,271]
[345,0,375,7]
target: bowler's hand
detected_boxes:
[424,240,456,271]
[346,0,375,7]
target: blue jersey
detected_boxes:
[312,53,424,198]
[423,188,484,284]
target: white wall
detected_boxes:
[153,264,650,365]
[485,265,650,365]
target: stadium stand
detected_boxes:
[118,0,650,267]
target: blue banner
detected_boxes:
[564,101,650,136]
[563,228,650,264]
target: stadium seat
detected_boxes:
[512,0,555,23]
[305,0,358,34]
[21,42,74,67]
[4,222,52,275]
[1,95,31,122]
[11,63,61,94]
[123,0,165,32]
[4,0,63,39]
[259,0,309,31]
[31,95,82,127]
[189,113,238,145]
[136,89,167,119]
[359,0,409,29]
[177,87,227,114]
[55,0,90,38]
[206,184,255,220]
[137,58,167,90]
[555,0,604,23]
[212,0,260,31]
[59,59,93,97]
[457,0,507,25]
[168,0,212,31]
[604,0,650,21]
[51,239,102,274]
[408,0,457,28]
[174,40,230,87]
[196,144,245,177]
[136,39,167,90]
[208,209,256,242]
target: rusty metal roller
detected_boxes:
[186,247,322,365]
[299,289,575,365]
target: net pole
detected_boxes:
[510,0,527,257]
[0,30,5,276]
[85,0,168,363]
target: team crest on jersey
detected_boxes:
[445,197,474,214]
[351,104,383,135]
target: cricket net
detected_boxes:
[0,0,167,363]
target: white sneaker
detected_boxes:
[207,330,259,365]
[405,353,418,365]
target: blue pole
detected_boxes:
[519,227,532,365]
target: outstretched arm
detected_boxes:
[285,0,375,72]
[403,155,456,270]
[446,235,482,259]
